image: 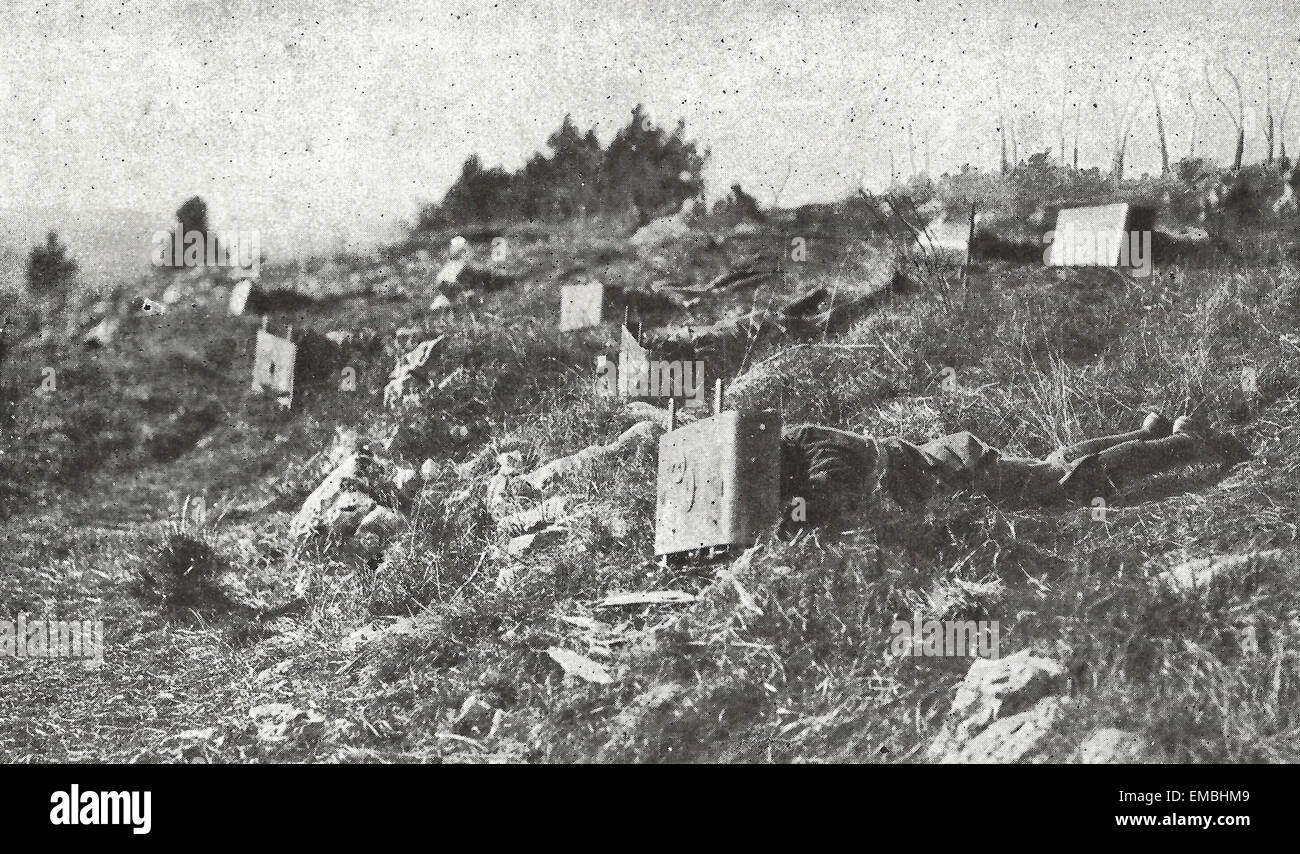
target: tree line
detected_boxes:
[415,104,707,230]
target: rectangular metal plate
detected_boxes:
[1046,203,1129,267]
[252,329,296,406]
[923,214,972,257]
[228,279,252,315]
[620,324,651,401]
[560,283,605,331]
[655,410,782,556]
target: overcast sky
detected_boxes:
[1,0,1296,258]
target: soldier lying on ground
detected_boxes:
[780,413,1251,525]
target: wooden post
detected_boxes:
[962,202,977,288]
[714,378,722,417]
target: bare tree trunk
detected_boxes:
[1187,89,1199,159]
[1058,77,1069,165]
[1111,83,1143,184]
[1073,102,1080,169]
[1011,115,1019,169]
[907,123,917,177]
[1206,65,1246,171]
[996,79,1010,176]
[1152,82,1170,174]
[1266,58,1276,165]
[1279,81,1293,163]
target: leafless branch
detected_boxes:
[1205,64,1243,130]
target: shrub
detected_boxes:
[25,231,77,296]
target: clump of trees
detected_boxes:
[25,231,77,295]
[158,195,221,271]
[417,104,707,229]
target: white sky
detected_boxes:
[1,0,1295,258]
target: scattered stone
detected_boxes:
[436,258,467,288]
[547,646,613,684]
[391,467,420,501]
[431,294,453,311]
[506,525,567,557]
[321,490,377,537]
[1077,728,1151,764]
[495,563,519,590]
[83,317,119,347]
[629,212,694,252]
[356,506,403,539]
[419,458,439,482]
[928,650,1068,763]
[254,659,294,686]
[166,727,221,761]
[939,698,1064,764]
[290,452,396,540]
[484,474,517,519]
[606,514,632,540]
[947,651,1067,742]
[249,703,325,743]
[1153,549,1284,593]
[291,454,363,538]
[497,451,526,475]
[451,695,497,737]
[341,616,417,657]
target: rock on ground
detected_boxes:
[1152,549,1284,593]
[356,506,403,539]
[928,650,1068,763]
[939,698,1064,764]
[290,452,399,540]
[1076,728,1155,764]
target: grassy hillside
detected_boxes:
[2,208,1299,763]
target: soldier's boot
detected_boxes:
[1047,412,1173,465]
[1063,415,1247,496]
[1170,415,1253,466]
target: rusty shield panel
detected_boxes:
[252,329,296,408]
[620,323,652,401]
[655,409,781,556]
[1046,203,1130,267]
[560,282,606,331]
